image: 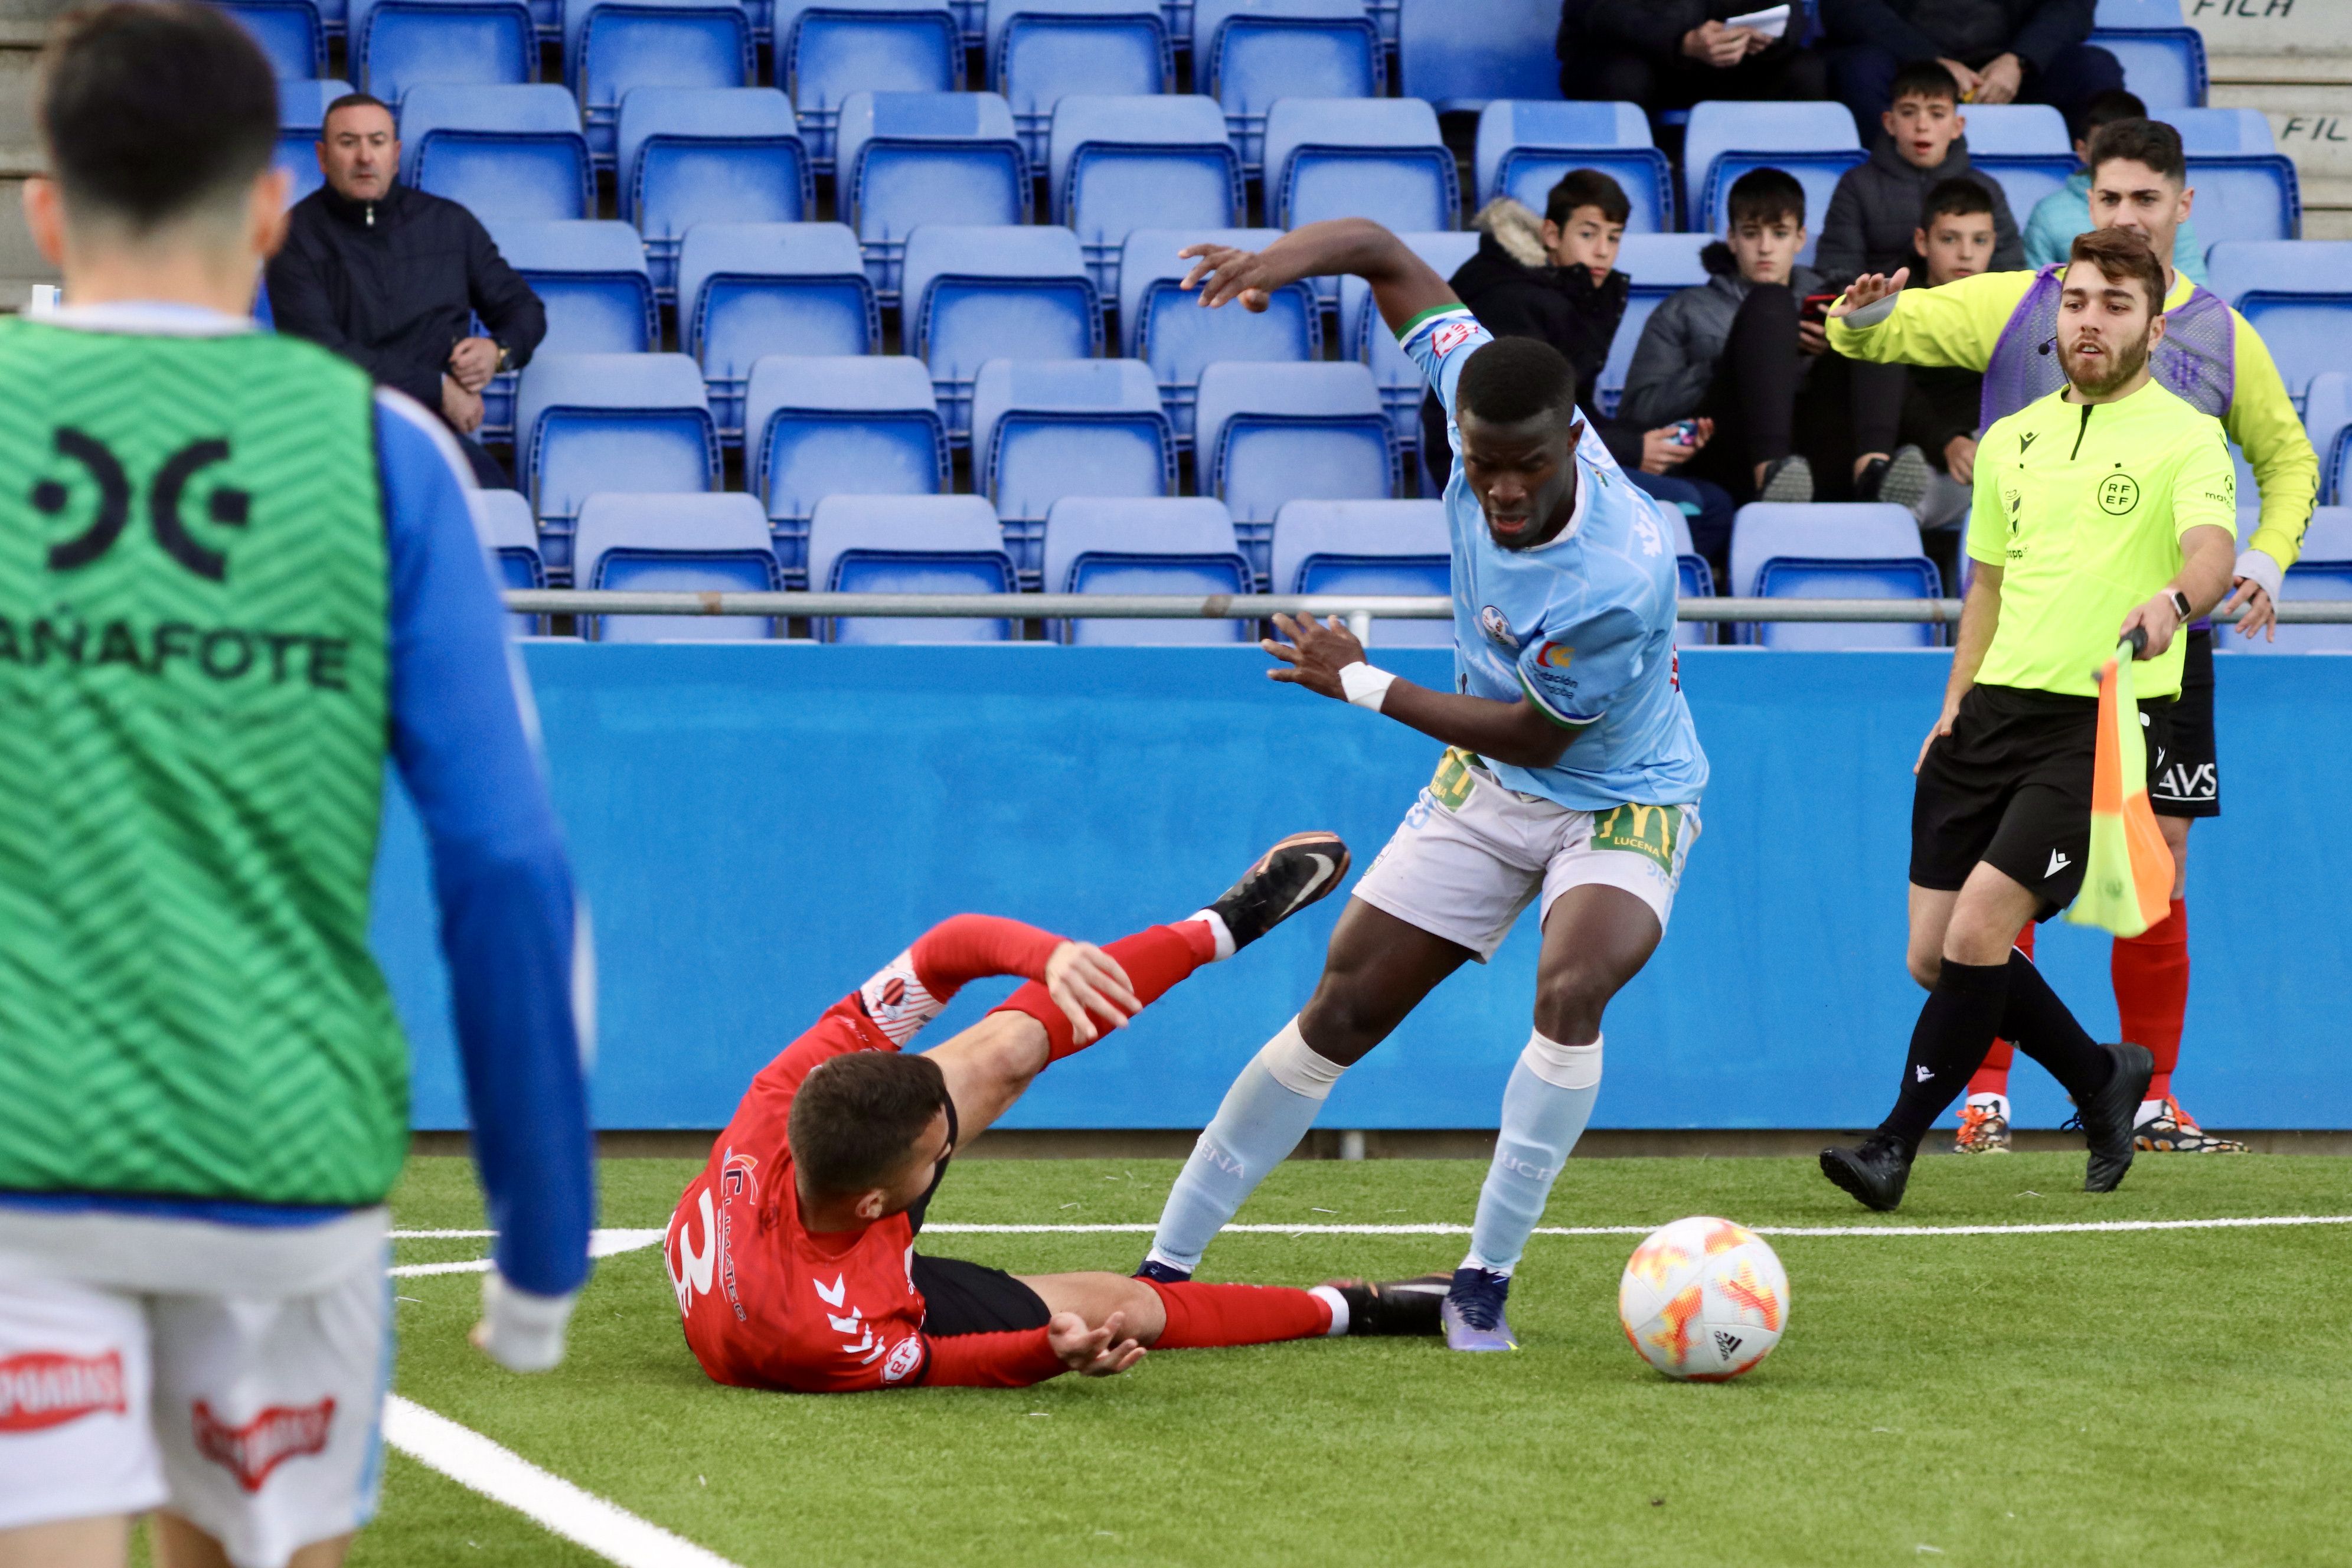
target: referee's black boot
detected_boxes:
[2079,1043,2155,1194]
[1819,1135,1913,1213]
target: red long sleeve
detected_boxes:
[919,1327,1066,1388]
[906,914,1063,1001]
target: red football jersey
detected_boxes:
[666,919,1068,1393]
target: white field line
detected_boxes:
[384,1396,743,1568]
[388,1227,666,1278]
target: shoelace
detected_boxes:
[1454,1276,1507,1330]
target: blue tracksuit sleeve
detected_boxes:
[375,391,594,1298]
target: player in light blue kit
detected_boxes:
[1138,220,1708,1350]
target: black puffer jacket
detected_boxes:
[1814,136,2026,285]
[1819,0,2094,73]
[266,181,545,415]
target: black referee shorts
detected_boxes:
[2150,628,2219,819]
[1912,683,2174,919]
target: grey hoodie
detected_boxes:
[1618,242,1828,429]
[1812,135,2025,286]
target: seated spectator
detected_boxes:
[1420,169,1735,569]
[1621,168,1838,508]
[1815,57,2024,285]
[1822,0,2121,142]
[265,92,545,486]
[2024,89,2206,282]
[1556,0,1827,123]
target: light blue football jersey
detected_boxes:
[1399,303,1707,812]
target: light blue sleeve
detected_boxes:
[1396,303,1494,422]
[2174,214,2207,287]
[1514,602,1646,729]
[2022,187,2079,271]
[376,393,595,1300]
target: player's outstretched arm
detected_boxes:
[1180,218,1455,335]
[1264,613,1583,771]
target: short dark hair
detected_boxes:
[2073,87,2148,143]
[1889,59,1961,107]
[2067,226,2167,315]
[1726,166,1805,230]
[1921,176,1995,227]
[786,1052,949,1196]
[1456,335,1577,428]
[321,91,395,133]
[1544,167,1630,228]
[39,2,278,231]
[2088,116,2187,186]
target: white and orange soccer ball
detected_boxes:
[1616,1216,1789,1381]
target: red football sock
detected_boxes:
[1142,1279,1334,1348]
[989,922,1213,1063]
[2112,898,2188,1102]
[1967,924,2031,1096]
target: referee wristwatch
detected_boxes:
[2167,589,2192,621]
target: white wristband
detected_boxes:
[2232,547,2283,605]
[1338,661,1396,712]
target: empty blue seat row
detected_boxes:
[1730,504,1944,650]
[2307,374,2352,507]
[2207,241,2352,405]
[2090,0,2207,110]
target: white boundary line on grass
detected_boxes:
[390,1227,668,1278]
[383,1396,744,1568]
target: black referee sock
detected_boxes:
[1877,959,2011,1155]
[1999,949,2115,1103]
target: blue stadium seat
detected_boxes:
[401,84,594,221]
[1473,100,1672,232]
[1269,498,1448,647]
[677,223,881,442]
[2226,507,2352,655]
[1263,97,1457,240]
[1599,233,1711,416]
[901,224,1102,442]
[1397,0,1560,112]
[468,488,547,636]
[1120,226,1316,444]
[805,494,1018,642]
[1683,100,1862,260]
[1051,95,1242,302]
[481,221,657,441]
[564,0,754,166]
[776,0,964,172]
[1730,502,1941,649]
[2206,241,2352,403]
[275,80,353,208]
[573,493,780,640]
[836,93,1032,302]
[2305,372,2352,506]
[1337,230,1477,465]
[215,0,326,79]
[1194,0,1380,175]
[971,358,1177,584]
[517,354,720,567]
[1196,360,1394,580]
[1043,497,1253,643]
[2170,108,2299,245]
[618,88,811,299]
[2089,0,2206,110]
[744,355,948,580]
[352,0,536,105]
[989,0,1173,168]
[1956,103,2077,227]
[1653,501,1713,648]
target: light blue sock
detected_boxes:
[1147,1017,1344,1273]
[1464,1032,1602,1276]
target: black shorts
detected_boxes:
[907,1253,1052,1337]
[1911,683,2174,918]
[2149,628,2219,819]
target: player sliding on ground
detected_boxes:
[1134,220,1707,1352]
[1818,228,2240,1211]
[665,835,1450,1392]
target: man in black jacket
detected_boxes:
[266,93,544,486]
[1558,0,1828,120]
[1821,0,2121,142]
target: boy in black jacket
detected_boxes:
[1815,57,2024,284]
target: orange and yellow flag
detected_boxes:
[2064,639,2177,938]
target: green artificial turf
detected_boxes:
[367,1153,2352,1568]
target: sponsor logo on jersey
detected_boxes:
[881,1337,925,1384]
[1430,319,1479,358]
[1535,641,1574,671]
[717,1151,759,1322]
[193,1397,335,1492]
[1591,803,1683,875]
[0,1350,126,1432]
[1478,605,1517,652]
[814,1275,887,1366]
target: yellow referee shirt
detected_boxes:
[1970,379,2237,700]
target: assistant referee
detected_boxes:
[1819,228,2239,1213]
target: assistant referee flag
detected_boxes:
[2066,638,2175,937]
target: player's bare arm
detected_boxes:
[1181,217,1456,333]
[2118,524,2237,659]
[1265,612,1581,770]
[1919,563,2003,774]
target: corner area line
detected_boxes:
[384,1396,744,1568]
[912,1215,2352,1239]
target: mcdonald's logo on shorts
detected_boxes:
[1591,803,1683,874]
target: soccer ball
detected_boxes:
[1617,1216,1789,1381]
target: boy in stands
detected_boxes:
[666,834,1448,1393]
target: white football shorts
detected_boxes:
[1352,747,1700,961]
[0,1234,390,1568]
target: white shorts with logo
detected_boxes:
[1353,748,1700,961]
[0,1210,391,1568]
